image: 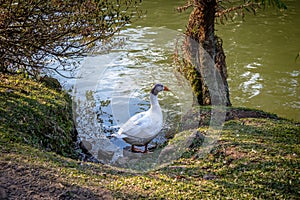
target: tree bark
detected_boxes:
[182,0,231,106]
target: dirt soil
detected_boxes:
[0,160,112,200]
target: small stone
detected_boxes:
[80,140,92,152]
[5,89,13,93]
[203,174,216,180]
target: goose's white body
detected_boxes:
[112,84,169,153]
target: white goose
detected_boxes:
[112,84,170,153]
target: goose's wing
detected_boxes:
[118,111,154,138]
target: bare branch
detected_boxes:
[215,1,260,18]
[0,0,142,78]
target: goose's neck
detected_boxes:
[150,93,160,109]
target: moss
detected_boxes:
[39,75,62,91]
[185,62,206,105]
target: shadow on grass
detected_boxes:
[0,75,75,156]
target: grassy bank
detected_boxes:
[0,74,77,157]
[0,75,299,199]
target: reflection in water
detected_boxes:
[74,90,123,164]
[239,63,263,100]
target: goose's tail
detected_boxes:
[111,132,127,139]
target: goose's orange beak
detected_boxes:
[164,86,170,91]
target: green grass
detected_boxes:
[1,74,299,199]
[0,74,76,157]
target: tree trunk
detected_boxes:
[182,0,231,106]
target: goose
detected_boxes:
[112,83,170,153]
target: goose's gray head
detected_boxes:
[151,83,170,96]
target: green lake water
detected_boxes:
[132,0,300,121]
